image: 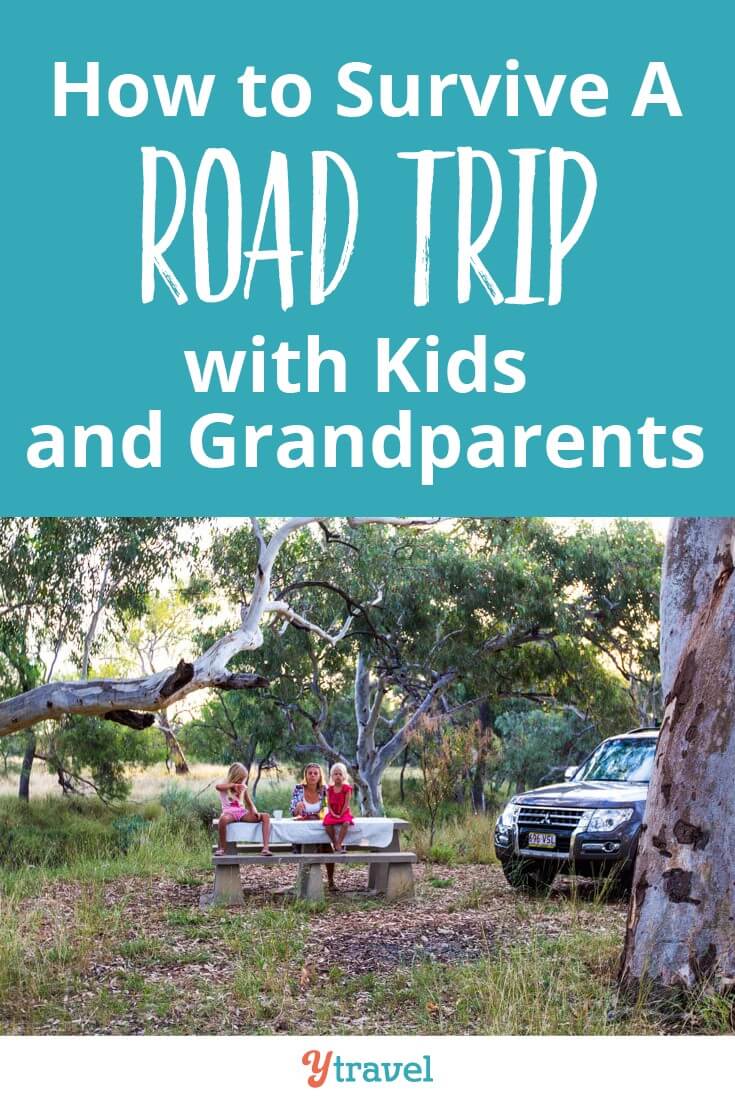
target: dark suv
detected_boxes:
[494,728,658,893]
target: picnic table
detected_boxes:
[203,816,416,906]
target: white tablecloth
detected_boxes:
[218,816,397,849]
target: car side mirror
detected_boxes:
[563,766,578,781]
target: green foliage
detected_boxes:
[48,716,165,801]
[492,708,590,792]
[413,718,476,843]
[0,736,25,774]
[0,517,193,797]
[159,784,219,829]
[180,692,288,768]
[215,519,660,802]
[111,815,147,853]
[0,795,159,870]
[1,516,663,813]
[252,781,296,814]
[0,518,190,686]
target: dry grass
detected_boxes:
[0,761,300,803]
[2,861,730,1036]
[1,763,732,1037]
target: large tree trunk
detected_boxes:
[353,652,387,816]
[620,517,735,990]
[351,767,384,816]
[355,767,385,816]
[0,666,267,739]
[18,730,36,801]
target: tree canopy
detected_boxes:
[0,516,662,807]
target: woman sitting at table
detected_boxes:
[289,763,335,892]
[290,762,327,819]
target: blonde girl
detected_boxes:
[323,762,355,853]
[215,762,272,856]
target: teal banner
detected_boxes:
[3,1,732,515]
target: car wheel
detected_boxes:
[501,857,559,894]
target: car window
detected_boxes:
[575,738,657,783]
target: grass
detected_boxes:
[0,767,732,1036]
[1,871,731,1036]
[362,928,625,1033]
[0,812,211,901]
[0,794,160,870]
[408,815,497,865]
[0,759,303,805]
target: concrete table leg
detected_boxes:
[385,861,415,901]
[206,863,243,906]
[369,827,400,893]
[295,845,325,902]
[202,828,242,907]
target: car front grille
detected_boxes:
[516,806,588,855]
[517,806,587,830]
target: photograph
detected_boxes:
[3,0,733,1093]
[0,515,731,1037]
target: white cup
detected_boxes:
[273,809,283,819]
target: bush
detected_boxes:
[49,716,166,802]
[111,814,147,853]
[253,782,294,816]
[159,784,218,830]
[0,795,160,870]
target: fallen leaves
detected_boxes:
[3,862,627,1036]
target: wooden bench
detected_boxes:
[203,818,416,906]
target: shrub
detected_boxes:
[111,814,147,853]
[253,782,294,816]
[159,784,218,830]
[0,795,161,871]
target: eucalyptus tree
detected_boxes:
[0,517,187,796]
[198,517,662,814]
[342,519,662,813]
[0,518,434,745]
[620,518,735,992]
[0,516,662,820]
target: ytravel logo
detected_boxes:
[302,1049,434,1088]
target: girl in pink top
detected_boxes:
[215,762,272,856]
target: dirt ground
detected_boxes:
[13,862,627,1034]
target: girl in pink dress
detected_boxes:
[323,763,355,853]
[214,762,272,856]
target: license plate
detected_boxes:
[528,831,557,849]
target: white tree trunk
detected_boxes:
[658,518,734,699]
[354,767,386,817]
[352,651,457,815]
[620,517,735,990]
[353,651,388,814]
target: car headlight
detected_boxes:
[497,800,520,829]
[587,807,634,833]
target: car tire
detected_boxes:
[500,857,559,894]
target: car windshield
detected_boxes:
[574,737,657,783]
